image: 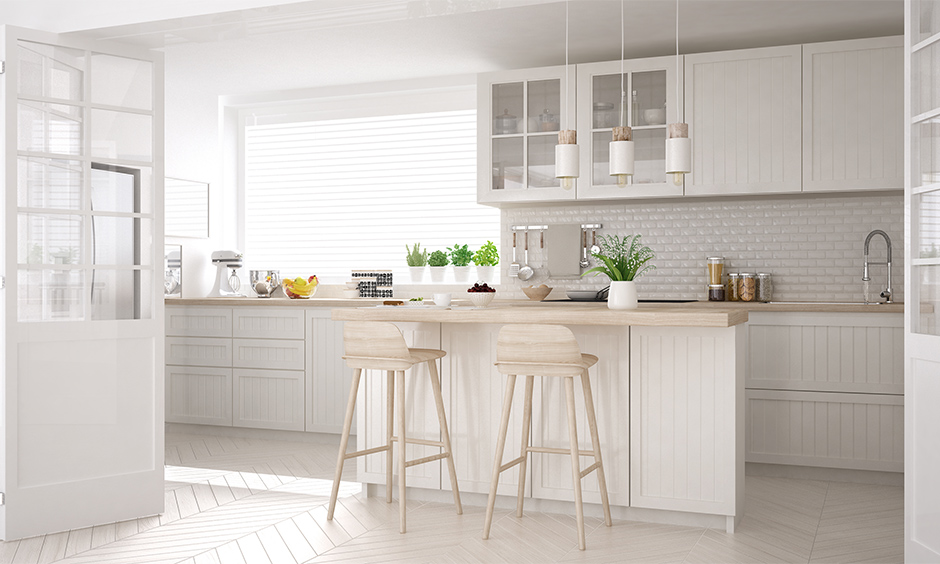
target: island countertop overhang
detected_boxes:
[330,303,748,327]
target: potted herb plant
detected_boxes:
[582,234,655,309]
[428,250,449,283]
[406,243,428,283]
[472,240,499,283]
[448,244,473,283]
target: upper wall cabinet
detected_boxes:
[802,37,903,192]
[684,45,803,196]
[478,65,578,204]
[576,55,684,200]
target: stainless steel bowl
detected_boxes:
[249,270,280,298]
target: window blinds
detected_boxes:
[243,109,498,283]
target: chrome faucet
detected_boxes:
[862,230,893,303]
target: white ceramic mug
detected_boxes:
[433,293,452,307]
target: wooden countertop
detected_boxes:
[167,297,905,315]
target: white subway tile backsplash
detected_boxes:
[499,193,904,303]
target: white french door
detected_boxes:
[906,2,940,561]
[1,26,164,539]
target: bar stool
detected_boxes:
[327,321,462,533]
[482,324,612,550]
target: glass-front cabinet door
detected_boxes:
[575,55,684,200]
[478,65,577,203]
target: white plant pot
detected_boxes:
[608,280,638,310]
[452,265,472,283]
[428,266,446,284]
[475,265,496,283]
[408,266,426,284]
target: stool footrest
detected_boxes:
[499,456,526,473]
[528,446,595,457]
[580,461,601,479]
[390,437,445,448]
[344,444,390,460]
[405,452,451,468]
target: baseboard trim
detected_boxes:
[746,462,903,486]
[166,422,347,446]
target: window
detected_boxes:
[242,100,499,284]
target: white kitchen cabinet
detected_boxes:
[233,307,304,339]
[166,365,233,426]
[803,36,904,192]
[530,326,631,507]
[478,65,578,204]
[684,45,803,196]
[305,309,357,434]
[233,368,305,431]
[357,322,444,490]
[575,55,684,200]
[745,312,904,472]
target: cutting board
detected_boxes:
[545,224,583,279]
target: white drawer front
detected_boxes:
[233,308,305,340]
[166,307,232,337]
[746,389,903,472]
[233,368,304,431]
[166,337,233,367]
[166,365,232,426]
[233,338,305,370]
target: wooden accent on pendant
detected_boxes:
[668,122,689,139]
[558,129,577,144]
[612,126,632,142]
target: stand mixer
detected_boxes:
[208,250,246,297]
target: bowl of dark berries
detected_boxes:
[468,282,496,308]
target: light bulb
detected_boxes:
[616,174,628,187]
[672,172,684,186]
[561,177,574,190]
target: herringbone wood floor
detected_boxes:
[0,431,903,564]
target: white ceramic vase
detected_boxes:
[607,280,638,310]
[475,265,495,284]
[452,265,472,283]
[428,266,446,284]
[408,266,426,284]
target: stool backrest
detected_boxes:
[496,324,583,366]
[344,321,412,362]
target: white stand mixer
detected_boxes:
[208,250,246,297]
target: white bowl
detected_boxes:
[468,292,495,308]
[643,108,666,125]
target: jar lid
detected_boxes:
[728,272,741,277]
[757,272,772,277]
[739,272,756,277]
[708,284,725,289]
[706,256,724,260]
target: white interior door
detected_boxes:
[906,2,940,561]
[1,25,165,540]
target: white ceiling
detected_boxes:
[4,0,904,92]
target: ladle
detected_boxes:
[518,229,534,281]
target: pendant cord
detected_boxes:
[676,0,681,122]
[565,0,569,131]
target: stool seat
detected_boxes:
[329,321,462,534]
[483,324,611,551]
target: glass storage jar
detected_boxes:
[727,273,741,301]
[738,273,757,302]
[757,273,773,302]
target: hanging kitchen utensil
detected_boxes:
[590,229,600,255]
[509,231,520,277]
[538,228,549,277]
[518,229,535,281]
[580,229,590,269]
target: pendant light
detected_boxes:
[665,0,691,186]
[609,0,634,187]
[555,1,579,190]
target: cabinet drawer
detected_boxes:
[233,338,305,370]
[233,368,304,431]
[746,389,903,472]
[233,308,305,340]
[166,337,232,367]
[166,307,232,337]
[166,365,233,426]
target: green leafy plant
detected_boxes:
[428,250,449,267]
[472,240,499,267]
[582,234,655,282]
[448,244,473,267]
[405,243,428,267]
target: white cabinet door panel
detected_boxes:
[746,389,903,472]
[166,365,232,426]
[233,338,305,371]
[233,368,304,431]
[165,306,232,338]
[233,308,305,340]
[166,336,232,367]
[306,309,356,434]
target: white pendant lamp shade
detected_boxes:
[666,122,691,186]
[555,130,579,190]
[609,126,634,187]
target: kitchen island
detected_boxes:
[331,303,747,532]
